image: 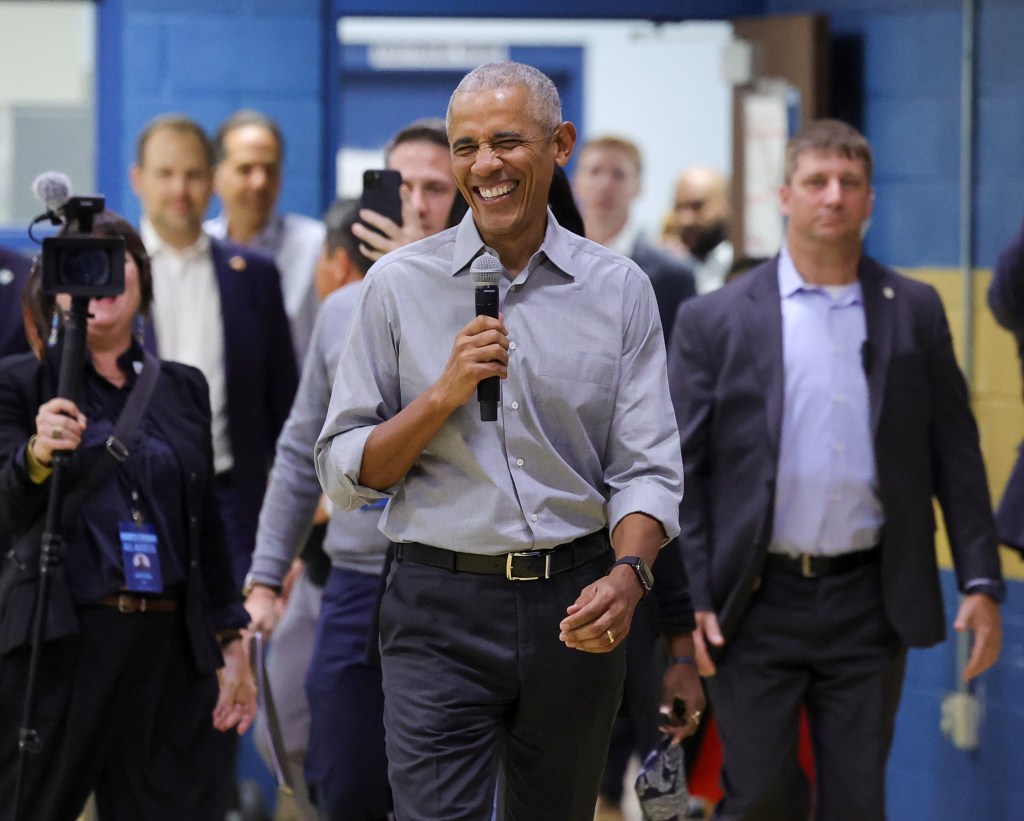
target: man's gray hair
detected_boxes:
[446,61,562,135]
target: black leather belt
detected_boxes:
[395,530,610,581]
[766,546,880,579]
[93,592,181,614]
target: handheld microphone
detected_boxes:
[471,253,502,422]
[31,171,73,216]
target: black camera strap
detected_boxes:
[58,350,161,531]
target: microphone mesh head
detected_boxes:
[31,171,72,211]
[470,252,502,285]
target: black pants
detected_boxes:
[0,607,233,821]
[380,551,626,821]
[709,561,907,821]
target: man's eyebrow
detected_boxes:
[451,130,527,149]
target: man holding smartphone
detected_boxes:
[352,118,460,261]
[245,119,460,819]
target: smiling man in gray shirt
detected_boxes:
[316,61,698,821]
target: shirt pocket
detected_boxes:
[534,353,617,449]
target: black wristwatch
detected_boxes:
[610,555,654,598]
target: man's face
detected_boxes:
[448,85,574,247]
[131,127,213,246]
[213,124,282,232]
[673,170,729,254]
[573,144,640,228]
[780,149,873,248]
[386,140,458,237]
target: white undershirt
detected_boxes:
[142,220,233,474]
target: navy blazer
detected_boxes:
[988,216,1024,553]
[0,246,32,359]
[0,352,246,672]
[145,238,299,561]
[630,236,696,345]
[209,238,299,555]
[668,256,1001,649]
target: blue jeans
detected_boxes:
[304,566,391,820]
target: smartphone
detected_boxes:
[360,169,403,234]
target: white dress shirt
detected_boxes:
[142,220,233,474]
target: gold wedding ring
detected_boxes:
[606,629,615,645]
[52,425,64,440]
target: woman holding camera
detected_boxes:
[0,212,254,820]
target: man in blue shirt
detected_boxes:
[668,119,1003,820]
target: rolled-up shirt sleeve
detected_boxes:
[315,274,399,511]
[603,268,685,543]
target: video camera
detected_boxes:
[41,195,125,298]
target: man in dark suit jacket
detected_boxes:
[0,246,32,358]
[668,120,1003,820]
[988,217,1024,555]
[131,114,298,588]
[574,135,701,816]
[573,135,696,343]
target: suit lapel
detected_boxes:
[209,240,242,374]
[858,257,894,435]
[739,263,785,457]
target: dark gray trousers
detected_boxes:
[380,551,625,821]
[710,561,907,821]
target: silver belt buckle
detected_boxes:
[506,550,550,581]
[117,594,141,613]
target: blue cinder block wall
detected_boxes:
[97,0,326,226]
[771,1,1024,817]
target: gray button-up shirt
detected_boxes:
[315,210,684,556]
[250,281,390,584]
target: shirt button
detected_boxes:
[509,341,517,351]
[531,514,538,522]
[511,401,520,410]
[516,458,524,467]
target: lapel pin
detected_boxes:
[229,255,247,272]
[883,286,894,300]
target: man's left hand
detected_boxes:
[954,592,1002,681]
[659,657,706,744]
[558,564,643,653]
[213,637,258,734]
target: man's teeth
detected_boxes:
[480,182,516,199]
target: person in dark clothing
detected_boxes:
[0,245,33,358]
[0,212,255,821]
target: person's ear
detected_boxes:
[553,122,577,168]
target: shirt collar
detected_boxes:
[141,217,210,259]
[778,244,862,305]
[450,207,575,281]
[84,337,145,388]
[606,219,642,258]
[208,211,284,254]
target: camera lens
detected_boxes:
[58,247,111,288]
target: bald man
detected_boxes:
[672,166,733,294]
